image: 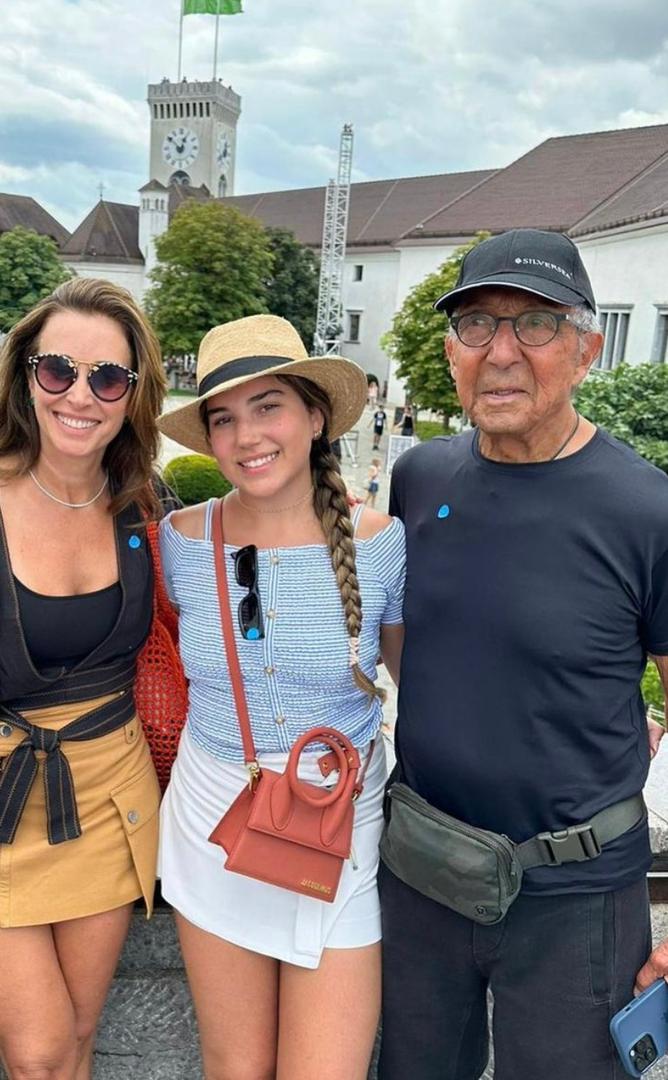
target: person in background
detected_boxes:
[0,279,169,1080]
[157,315,405,1080]
[393,403,414,438]
[365,457,381,508]
[379,229,668,1080]
[370,401,388,451]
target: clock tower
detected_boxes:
[147,78,241,196]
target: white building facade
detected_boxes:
[54,107,668,404]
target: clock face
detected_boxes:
[216,132,232,171]
[162,127,200,168]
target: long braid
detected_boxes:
[311,436,386,703]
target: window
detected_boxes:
[651,310,668,363]
[347,312,361,342]
[353,265,363,282]
[596,308,631,370]
[170,170,191,187]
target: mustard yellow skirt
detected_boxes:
[0,693,161,928]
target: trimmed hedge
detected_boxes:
[643,662,665,717]
[163,454,232,506]
[415,420,446,441]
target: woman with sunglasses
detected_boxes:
[157,314,405,1080]
[0,278,170,1079]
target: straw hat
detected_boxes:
[158,314,369,455]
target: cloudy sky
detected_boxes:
[3,0,668,232]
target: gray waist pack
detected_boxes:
[380,782,645,926]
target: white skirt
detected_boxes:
[159,725,387,969]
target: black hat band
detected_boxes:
[198,354,297,396]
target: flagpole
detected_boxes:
[213,10,220,80]
[177,1,184,80]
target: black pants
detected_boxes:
[378,864,651,1080]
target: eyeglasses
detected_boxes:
[233,545,264,641]
[450,311,579,349]
[27,353,138,402]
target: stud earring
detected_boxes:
[313,429,323,440]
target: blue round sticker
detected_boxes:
[437,504,451,519]
[128,535,142,549]
[246,628,260,641]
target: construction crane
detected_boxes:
[313,124,354,358]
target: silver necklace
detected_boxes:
[28,469,109,509]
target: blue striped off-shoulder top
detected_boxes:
[159,500,406,761]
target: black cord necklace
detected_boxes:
[476,410,582,462]
[549,411,580,461]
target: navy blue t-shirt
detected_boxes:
[389,428,668,894]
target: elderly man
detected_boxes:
[378,229,668,1080]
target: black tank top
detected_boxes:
[13,577,122,672]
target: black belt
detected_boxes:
[0,688,136,845]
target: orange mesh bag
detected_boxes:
[135,521,188,791]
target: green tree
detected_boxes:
[145,202,274,355]
[382,233,489,424]
[264,228,319,349]
[0,227,72,332]
[576,363,668,473]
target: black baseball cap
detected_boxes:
[434,229,596,315]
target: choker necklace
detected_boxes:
[549,411,580,461]
[236,488,313,515]
[29,469,109,509]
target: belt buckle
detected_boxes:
[537,823,602,865]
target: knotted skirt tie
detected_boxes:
[0,688,135,845]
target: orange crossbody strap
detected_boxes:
[212,498,259,770]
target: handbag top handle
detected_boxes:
[212,498,261,787]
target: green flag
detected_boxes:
[183,0,242,13]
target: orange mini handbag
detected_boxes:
[134,520,188,792]
[207,499,371,903]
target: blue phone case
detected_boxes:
[610,979,668,1077]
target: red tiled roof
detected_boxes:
[62,201,142,262]
[0,193,69,247]
[406,124,668,238]
[571,150,668,236]
[168,183,211,215]
[221,170,496,248]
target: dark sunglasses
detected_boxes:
[27,353,138,402]
[233,545,264,641]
